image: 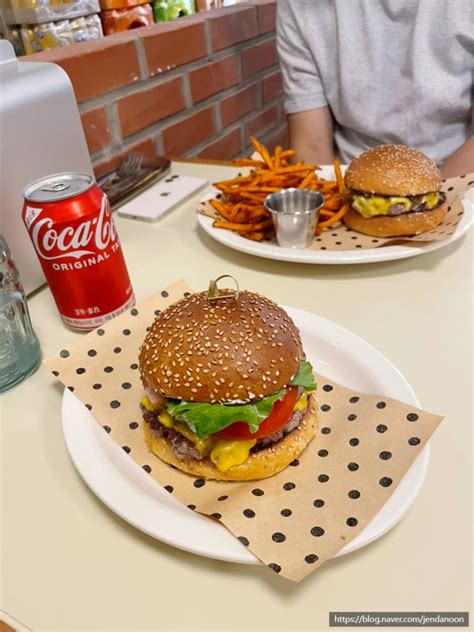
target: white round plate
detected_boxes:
[197,165,473,264]
[62,307,430,565]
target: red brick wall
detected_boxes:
[22,0,287,176]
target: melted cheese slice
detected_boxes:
[294,392,308,411]
[158,411,213,456]
[141,396,156,412]
[352,192,439,219]
[210,439,257,472]
[352,195,411,218]
[422,192,440,208]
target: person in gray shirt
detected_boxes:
[277,0,473,176]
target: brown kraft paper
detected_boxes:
[44,280,444,581]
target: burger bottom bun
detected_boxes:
[143,393,318,481]
[343,202,447,237]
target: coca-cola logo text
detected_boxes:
[31,195,117,260]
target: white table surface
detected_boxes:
[1,161,472,631]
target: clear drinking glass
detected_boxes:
[0,234,41,394]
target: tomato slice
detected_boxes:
[216,386,299,441]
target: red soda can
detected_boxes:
[22,172,135,330]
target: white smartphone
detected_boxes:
[117,175,209,222]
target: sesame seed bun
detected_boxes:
[139,290,304,405]
[343,202,447,237]
[344,144,442,196]
[143,393,318,481]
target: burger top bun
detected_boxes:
[344,144,442,196]
[139,290,303,405]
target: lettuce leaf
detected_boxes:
[290,360,317,392]
[165,360,317,438]
[166,389,284,438]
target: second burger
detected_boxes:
[139,279,318,481]
[343,144,447,237]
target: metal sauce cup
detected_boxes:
[264,188,324,249]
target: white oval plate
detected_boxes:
[197,166,473,264]
[62,306,429,565]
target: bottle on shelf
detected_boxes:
[195,0,221,10]
[85,12,103,38]
[151,0,195,22]
[70,16,88,42]
[19,13,102,53]
[11,0,48,10]
[100,3,153,35]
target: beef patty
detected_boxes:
[142,406,308,461]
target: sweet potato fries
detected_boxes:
[209,137,348,242]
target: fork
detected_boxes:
[118,152,143,178]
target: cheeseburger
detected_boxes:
[139,283,318,481]
[343,144,446,237]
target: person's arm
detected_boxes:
[288,107,335,165]
[440,135,474,177]
[277,1,332,160]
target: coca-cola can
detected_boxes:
[22,172,135,330]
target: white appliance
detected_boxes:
[0,40,93,294]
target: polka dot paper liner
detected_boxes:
[199,173,472,251]
[43,280,444,582]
